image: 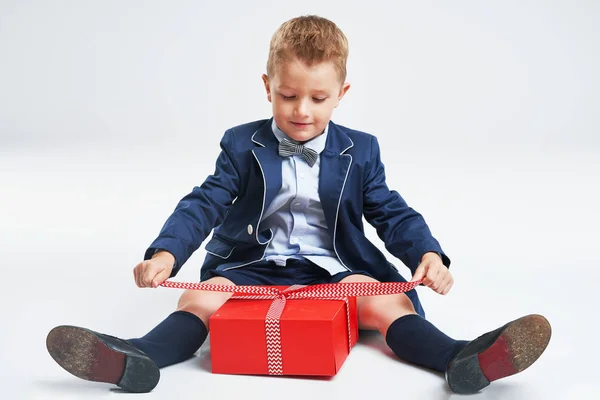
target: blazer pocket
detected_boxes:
[205,236,236,259]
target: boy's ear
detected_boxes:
[335,82,351,108]
[262,74,272,102]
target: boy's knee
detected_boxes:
[339,273,413,309]
[176,276,235,328]
[358,289,415,315]
[374,292,415,312]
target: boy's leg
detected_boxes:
[338,273,466,371]
[127,276,234,367]
[46,276,234,393]
[337,274,551,394]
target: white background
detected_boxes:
[1,0,599,399]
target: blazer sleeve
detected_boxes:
[143,130,241,276]
[362,136,450,274]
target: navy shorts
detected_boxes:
[202,258,425,317]
[203,258,374,286]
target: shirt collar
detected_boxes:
[271,119,329,155]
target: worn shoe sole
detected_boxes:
[46,325,160,393]
[446,314,551,394]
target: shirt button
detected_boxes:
[247,224,253,235]
[299,173,305,179]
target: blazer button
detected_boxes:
[247,224,253,235]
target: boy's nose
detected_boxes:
[294,100,310,118]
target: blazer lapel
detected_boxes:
[319,121,354,240]
[251,119,282,216]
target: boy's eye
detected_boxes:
[279,95,326,102]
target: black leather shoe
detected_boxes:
[46,325,160,393]
[446,314,551,394]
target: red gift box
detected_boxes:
[209,286,358,376]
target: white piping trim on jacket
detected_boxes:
[332,154,352,272]
[221,246,270,271]
[341,142,353,155]
[221,144,273,271]
[206,247,235,259]
[251,150,273,246]
[251,129,263,147]
[332,138,354,272]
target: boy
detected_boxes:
[46,15,551,394]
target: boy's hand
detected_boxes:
[133,250,174,288]
[410,252,453,295]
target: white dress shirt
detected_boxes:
[261,120,347,275]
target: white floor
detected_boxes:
[2,144,599,399]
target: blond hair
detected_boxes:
[266,15,349,82]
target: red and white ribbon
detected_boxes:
[160,280,421,375]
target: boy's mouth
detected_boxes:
[290,122,312,128]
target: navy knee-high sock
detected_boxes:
[127,311,208,368]
[385,314,469,372]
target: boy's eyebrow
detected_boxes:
[276,85,330,95]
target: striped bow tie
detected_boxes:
[278,138,318,167]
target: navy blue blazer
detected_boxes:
[145,118,450,286]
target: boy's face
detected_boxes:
[262,57,350,143]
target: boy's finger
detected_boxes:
[152,268,170,288]
[433,268,444,285]
[133,264,142,287]
[430,279,442,291]
[438,281,448,295]
[133,269,139,287]
[143,264,158,287]
[411,264,426,282]
[423,267,439,287]
[434,271,448,290]
[444,280,454,295]
[411,273,424,283]
[441,281,453,295]
[439,275,453,295]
